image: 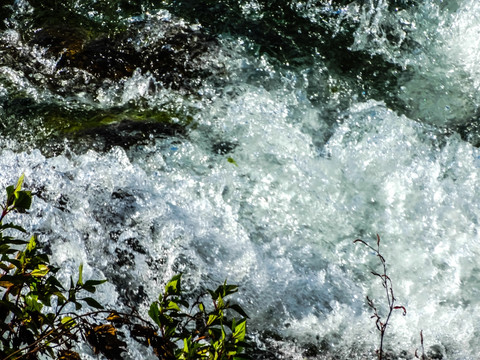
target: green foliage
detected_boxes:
[0,175,108,359]
[0,175,250,360]
[148,275,249,359]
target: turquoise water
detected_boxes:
[2,0,480,358]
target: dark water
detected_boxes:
[2,0,480,358]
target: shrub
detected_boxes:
[0,175,249,359]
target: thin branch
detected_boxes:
[355,235,406,360]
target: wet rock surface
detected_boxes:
[71,119,187,153]
[0,4,220,152]
[24,16,221,91]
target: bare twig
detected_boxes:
[354,234,406,360]
[415,330,428,359]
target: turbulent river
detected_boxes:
[2,0,480,358]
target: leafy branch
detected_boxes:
[0,175,250,360]
[148,275,249,359]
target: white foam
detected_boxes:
[3,1,480,358]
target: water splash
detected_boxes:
[2,1,480,358]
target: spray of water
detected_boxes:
[2,0,480,358]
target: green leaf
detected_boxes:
[2,239,27,245]
[25,293,43,312]
[6,185,14,206]
[0,299,23,317]
[77,263,83,286]
[56,292,66,305]
[0,223,26,232]
[208,327,224,342]
[82,285,96,293]
[81,297,104,309]
[166,301,180,311]
[165,324,177,337]
[82,279,107,293]
[0,274,27,286]
[8,258,22,269]
[216,296,225,310]
[209,282,238,300]
[232,319,246,342]
[83,279,107,287]
[61,316,77,328]
[207,314,218,326]
[14,191,32,211]
[35,253,49,263]
[221,284,238,297]
[46,276,65,290]
[165,274,182,296]
[31,264,49,277]
[14,174,24,193]
[39,291,53,307]
[0,244,12,255]
[183,336,190,353]
[167,296,188,308]
[26,235,36,253]
[229,304,249,319]
[234,341,251,348]
[148,302,161,328]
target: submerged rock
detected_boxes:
[70,119,187,153]
[0,93,190,153]
[27,15,220,91]
[55,35,137,80]
[0,4,221,151]
[141,26,217,91]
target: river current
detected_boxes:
[1,0,480,358]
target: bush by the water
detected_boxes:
[0,176,249,360]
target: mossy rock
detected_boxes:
[0,94,191,152]
[63,110,190,152]
[47,107,190,151]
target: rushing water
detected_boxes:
[2,0,480,358]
